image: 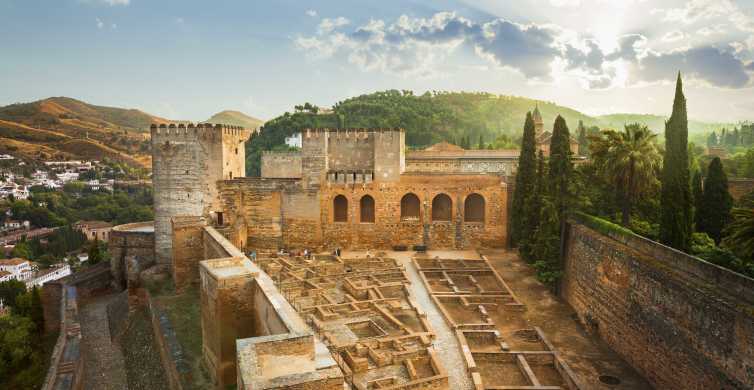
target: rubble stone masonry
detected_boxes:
[560,219,754,389]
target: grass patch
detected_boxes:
[154,286,212,390]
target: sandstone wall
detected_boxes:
[327,130,375,171]
[109,221,154,290]
[561,218,754,389]
[261,151,302,178]
[405,157,517,176]
[171,217,204,292]
[220,174,507,251]
[151,124,250,264]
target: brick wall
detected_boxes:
[560,219,754,389]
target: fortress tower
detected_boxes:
[151,123,251,264]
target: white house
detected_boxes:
[26,264,71,288]
[0,258,33,282]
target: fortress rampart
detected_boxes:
[561,216,754,389]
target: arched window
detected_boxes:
[334,195,348,222]
[401,193,420,221]
[360,195,375,223]
[431,194,452,222]
[464,193,485,222]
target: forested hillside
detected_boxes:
[245,90,601,175]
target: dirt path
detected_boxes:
[392,251,474,390]
[80,294,128,390]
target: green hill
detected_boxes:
[245,90,736,176]
[594,113,733,135]
[205,110,264,130]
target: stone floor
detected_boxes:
[80,293,128,390]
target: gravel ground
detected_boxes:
[80,294,128,390]
[120,307,170,390]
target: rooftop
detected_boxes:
[0,258,29,266]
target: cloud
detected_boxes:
[175,17,184,25]
[662,30,685,43]
[96,17,104,29]
[636,46,751,88]
[82,0,130,6]
[318,17,350,34]
[294,11,752,88]
[305,10,317,18]
[654,0,754,33]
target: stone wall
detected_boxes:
[171,216,205,292]
[42,281,64,334]
[729,178,754,200]
[220,174,507,252]
[261,151,302,178]
[41,285,84,390]
[109,221,154,290]
[560,218,754,389]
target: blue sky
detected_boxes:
[1,0,753,122]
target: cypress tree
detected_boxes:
[512,112,537,248]
[522,150,546,260]
[548,115,573,220]
[30,286,44,334]
[577,120,588,156]
[698,157,733,243]
[478,134,484,149]
[660,73,693,251]
[692,170,703,230]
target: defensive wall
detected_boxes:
[560,214,754,389]
[218,173,507,252]
[729,178,754,200]
[109,221,155,290]
[169,217,342,389]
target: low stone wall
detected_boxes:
[144,290,191,390]
[66,262,114,299]
[560,216,754,389]
[109,221,155,290]
[41,285,84,390]
[729,178,754,200]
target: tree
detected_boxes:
[707,131,718,147]
[548,115,573,219]
[511,112,537,248]
[589,124,661,226]
[521,150,546,261]
[88,238,103,265]
[697,157,733,243]
[0,280,27,309]
[660,73,693,251]
[478,134,484,149]
[577,120,588,156]
[723,208,754,261]
[692,170,703,229]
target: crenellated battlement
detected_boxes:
[150,123,253,140]
[303,127,404,139]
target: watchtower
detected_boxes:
[151,123,251,264]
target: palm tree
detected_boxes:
[589,123,662,226]
[723,208,754,261]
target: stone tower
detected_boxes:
[151,123,251,265]
[533,105,544,136]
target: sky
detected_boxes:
[1,0,753,123]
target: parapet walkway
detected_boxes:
[392,251,474,390]
[80,293,128,390]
